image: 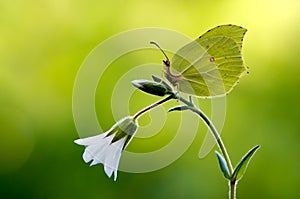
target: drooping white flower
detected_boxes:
[74,116,138,181]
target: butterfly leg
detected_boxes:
[174,83,181,102]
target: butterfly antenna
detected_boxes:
[150,41,170,66]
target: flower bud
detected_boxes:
[132,79,173,96]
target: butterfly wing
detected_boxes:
[198,24,246,49]
[168,25,247,98]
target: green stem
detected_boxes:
[133,95,173,120]
[230,180,236,199]
[177,96,234,173]
[133,93,236,198]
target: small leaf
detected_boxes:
[215,151,231,179]
[168,105,190,112]
[188,96,193,103]
[231,145,260,181]
[151,75,163,83]
[188,96,194,106]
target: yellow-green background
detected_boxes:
[1,0,299,198]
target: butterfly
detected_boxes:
[151,24,248,98]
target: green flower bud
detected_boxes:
[132,79,173,96]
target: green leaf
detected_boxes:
[215,151,231,179]
[188,96,194,105]
[231,145,260,181]
[151,75,163,83]
[168,105,190,112]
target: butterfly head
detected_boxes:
[163,60,170,67]
[150,41,182,87]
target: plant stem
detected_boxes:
[177,96,237,198]
[230,180,237,199]
[133,95,174,120]
[177,96,234,173]
[133,93,236,198]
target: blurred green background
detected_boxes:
[1,0,300,198]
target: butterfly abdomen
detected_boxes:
[164,63,182,87]
[164,72,177,87]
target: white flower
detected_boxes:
[74,116,138,181]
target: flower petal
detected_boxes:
[74,116,139,181]
[84,135,114,165]
[104,139,124,169]
[104,138,126,180]
[113,170,118,181]
[104,165,114,178]
[74,132,108,146]
[83,150,93,163]
[90,159,99,166]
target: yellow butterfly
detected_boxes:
[152,24,248,98]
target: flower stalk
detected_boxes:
[230,180,237,199]
[176,96,234,173]
[133,95,174,120]
[131,77,259,199]
[173,95,259,199]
